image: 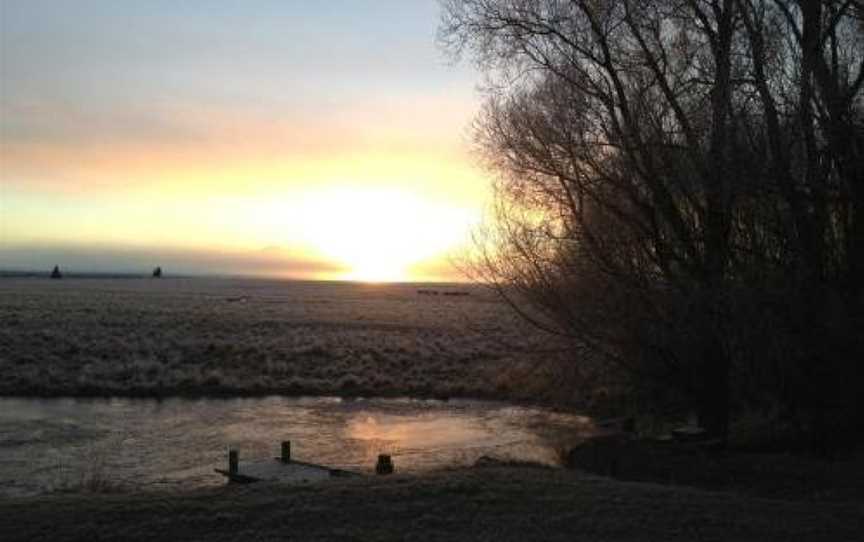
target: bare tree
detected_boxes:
[441,0,864,444]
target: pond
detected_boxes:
[0,396,591,497]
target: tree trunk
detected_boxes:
[695,0,734,444]
[698,330,730,442]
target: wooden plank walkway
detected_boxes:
[214,442,364,484]
[215,459,360,484]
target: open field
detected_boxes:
[0,278,571,402]
[1,465,862,542]
[3,278,863,541]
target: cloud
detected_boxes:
[0,90,479,191]
[0,101,206,147]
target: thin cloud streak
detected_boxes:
[0,243,348,280]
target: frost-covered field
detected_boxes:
[0,278,568,401]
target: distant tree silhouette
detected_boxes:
[50,265,62,279]
[441,0,864,447]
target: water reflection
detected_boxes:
[0,397,591,497]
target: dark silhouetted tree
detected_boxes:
[440,0,863,445]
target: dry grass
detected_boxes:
[47,444,118,494]
[1,465,861,541]
[0,278,573,403]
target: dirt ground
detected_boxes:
[2,465,862,542]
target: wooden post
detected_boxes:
[229,449,239,475]
[375,454,394,475]
[281,441,291,463]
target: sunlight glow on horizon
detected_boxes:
[0,1,489,282]
[291,188,478,282]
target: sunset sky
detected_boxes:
[0,0,488,281]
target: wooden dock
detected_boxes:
[215,458,360,484]
[214,441,368,484]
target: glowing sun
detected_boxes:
[291,187,472,282]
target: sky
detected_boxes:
[0,0,488,282]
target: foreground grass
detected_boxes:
[2,466,862,542]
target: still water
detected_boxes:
[0,397,590,497]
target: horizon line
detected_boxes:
[0,268,471,285]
